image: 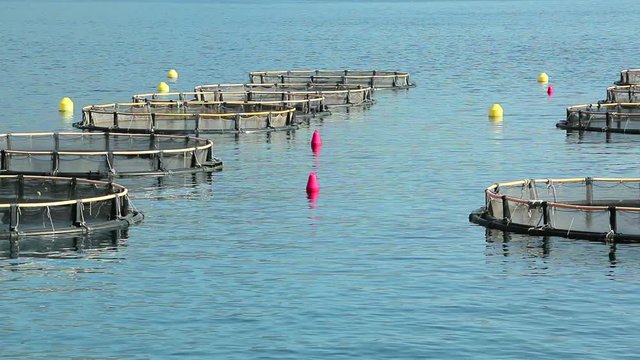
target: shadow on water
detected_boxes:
[0,228,129,260]
[483,228,624,267]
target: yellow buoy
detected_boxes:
[58,97,74,112]
[488,103,504,119]
[157,82,170,93]
[537,72,549,83]
[167,69,179,79]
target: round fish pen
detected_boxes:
[605,85,640,103]
[0,175,142,237]
[248,70,415,89]
[193,83,374,107]
[131,91,328,118]
[75,101,297,134]
[556,103,640,134]
[0,132,221,179]
[616,69,640,85]
[469,178,640,243]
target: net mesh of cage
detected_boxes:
[0,175,142,237]
[131,91,328,116]
[0,132,221,178]
[248,70,415,89]
[617,69,640,85]
[469,178,640,242]
[192,83,375,107]
[75,101,297,134]
[556,103,640,134]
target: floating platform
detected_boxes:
[248,70,415,89]
[616,69,640,85]
[74,101,297,134]
[0,175,142,237]
[0,132,221,179]
[556,103,640,134]
[606,85,640,103]
[131,91,328,118]
[193,83,374,107]
[469,178,640,242]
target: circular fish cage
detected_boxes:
[248,70,415,90]
[0,132,221,179]
[131,91,329,118]
[193,83,375,107]
[75,101,297,134]
[616,69,640,85]
[556,103,640,134]
[0,175,142,238]
[606,85,640,103]
[469,178,640,243]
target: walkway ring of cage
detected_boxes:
[192,83,376,108]
[616,69,640,86]
[248,70,416,89]
[469,177,640,243]
[131,91,330,118]
[0,132,222,179]
[0,174,142,238]
[605,85,640,103]
[74,101,298,135]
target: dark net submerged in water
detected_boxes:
[469,178,640,242]
[0,175,142,238]
[192,83,374,107]
[248,70,415,89]
[75,101,297,134]
[131,91,329,117]
[0,132,221,179]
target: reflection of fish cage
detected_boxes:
[606,85,640,103]
[0,132,221,179]
[556,103,640,134]
[249,70,415,89]
[0,175,142,237]
[0,228,129,259]
[616,69,640,85]
[75,101,297,134]
[131,91,328,117]
[193,83,374,107]
[469,178,640,242]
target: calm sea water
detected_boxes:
[2,0,640,358]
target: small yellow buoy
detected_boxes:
[157,82,170,93]
[167,69,179,79]
[537,72,549,83]
[59,97,74,112]
[488,103,504,119]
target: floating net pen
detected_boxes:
[193,83,374,107]
[0,132,222,179]
[0,175,142,237]
[605,85,640,103]
[75,101,297,134]
[248,70,415,90]
[131,91,328,117]
[469,178,640,242]
[556,103,640,134]
[616,69,640,86]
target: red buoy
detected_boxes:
[310,130,322,153]
[306,172,319,198]
[547,85,554,96]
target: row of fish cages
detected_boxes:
[1,69,415,246]
[557,69,640,134]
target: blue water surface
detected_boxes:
[2,0,640,358]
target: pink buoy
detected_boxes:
[306,172,320,198]
[310,130,322,153]
[547,85,554,96]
